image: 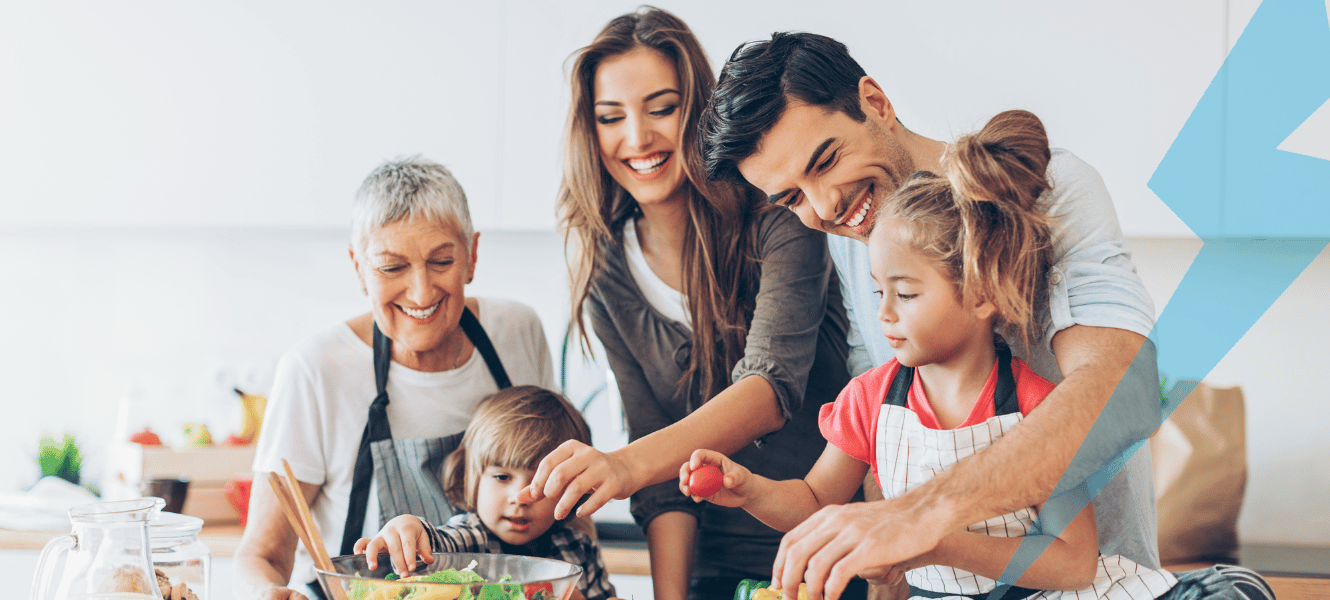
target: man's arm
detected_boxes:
[772,325,1147,600]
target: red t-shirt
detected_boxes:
[818,358,1056,487]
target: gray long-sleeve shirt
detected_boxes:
[587,207,851,580]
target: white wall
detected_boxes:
[1,0,1327,547]
[2,0,1277,237]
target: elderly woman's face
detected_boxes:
[352,217,478,370]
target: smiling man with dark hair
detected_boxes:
[700,31,1273,600]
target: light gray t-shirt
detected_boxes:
[829,148,1162,568]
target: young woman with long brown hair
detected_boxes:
[524,8,856,600]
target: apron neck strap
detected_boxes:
[372,322,392,397]
[459,305,512,389]
[992,341,1020,416]
[883,341,1021,417]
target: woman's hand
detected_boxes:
[521,440,638,519]
[678,449,754,507]
[354,515,434,574]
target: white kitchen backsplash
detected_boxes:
[1,228,1327,546]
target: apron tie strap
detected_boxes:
[340,322,396,556]
[883,340,1020,417]
[338,307,512,557]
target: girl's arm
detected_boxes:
[684,444,867,533]
[919,501,1100,591]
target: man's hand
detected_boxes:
[772,499,942,600]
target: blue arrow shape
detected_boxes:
[991,1,1330,596]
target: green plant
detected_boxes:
[38,433,83,485]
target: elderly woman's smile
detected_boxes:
[352,216,479,371]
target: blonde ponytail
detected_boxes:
[880,110,1056,345]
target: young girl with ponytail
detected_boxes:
[683,111,1186,600]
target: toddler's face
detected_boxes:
[868,218,994,368]
[475,465,558,546]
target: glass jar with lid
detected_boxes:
[149,511,210,600]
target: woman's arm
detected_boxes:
[646,512,698,600]
[233,476,321,600]
[921,501,1101,592]
[528,210,837,518]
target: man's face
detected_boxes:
[737,101,915,242]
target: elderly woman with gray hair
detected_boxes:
[234,156,556,600]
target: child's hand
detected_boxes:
[352,515,434,574]
[679,449,753,507]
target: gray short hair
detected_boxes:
[351,156,475,254]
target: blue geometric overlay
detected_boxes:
[991,0,1330,596]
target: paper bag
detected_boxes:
[1150,382,1247,564]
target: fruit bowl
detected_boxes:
[315,552,583,600]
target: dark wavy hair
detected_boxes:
[701,32,868,183]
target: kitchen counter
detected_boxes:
[1,524,652,576]
[9,528,1329,600]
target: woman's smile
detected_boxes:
[625,151,673,180]
[397,300,442,323]
[594,46,688,207]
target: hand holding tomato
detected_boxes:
[679,449,752,507]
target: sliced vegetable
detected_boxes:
[733,578,771,600]
[752,583,807,600]
[524,582,554,600]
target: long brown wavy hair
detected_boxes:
[881,110,1056,348]
[558,7,762,398]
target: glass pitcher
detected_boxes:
[31,498,165,600]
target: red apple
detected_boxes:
[128,427,163,446]
[222,433,252,446]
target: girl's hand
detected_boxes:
[353,515,434,574]
[521,440,637,519]
[679,449,753,507]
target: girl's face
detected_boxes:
[474,465,558,546]
[868,217,996,368]
[593,46,688,209]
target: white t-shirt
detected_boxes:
[252,296,556,586]
[623,218,691,329]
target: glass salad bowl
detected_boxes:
[315,552,583,600]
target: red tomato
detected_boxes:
[688,463,724,497]
[525,582,554,600]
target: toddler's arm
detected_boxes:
[920,500,1101,591]
[353,514,434,574]
[681,445,867,532]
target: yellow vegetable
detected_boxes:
[752,584,806,600]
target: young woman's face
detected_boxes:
[474,465,558,546]
[868,218,994,368]
[593,46,688,208]
[351,217,478,371]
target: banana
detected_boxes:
[232,388,268,443]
